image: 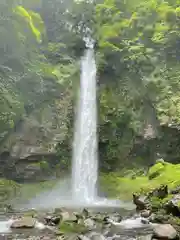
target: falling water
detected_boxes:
[16,45,128,210]
[71,45,123,208]
[72,47,98,202]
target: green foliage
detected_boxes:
[0,0,77,149]
[0,0,180,174]
[100,161,180,200]
[93,0,180,169]
[14,6,43,43]
[0,179,20,202]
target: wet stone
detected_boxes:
[10,217,36,229]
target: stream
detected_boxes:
[0,205,156,240]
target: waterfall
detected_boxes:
[71,46,121,207]
[21,45,123,210]
[72,48,98,202]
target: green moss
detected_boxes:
[0,179,20,203]
[100,161,180,200]
[100,173,151,200]
[39,160,50,171]
[59,222,87,234]
[150,194,172,211]
[28,160,50,172]
[148,160,165,179]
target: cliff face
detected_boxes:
[0,94,72,182]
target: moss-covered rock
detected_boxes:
[58,222,88,234]
[148,161,165,180]
[100,161,180,200]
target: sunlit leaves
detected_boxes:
[14,6,44,43]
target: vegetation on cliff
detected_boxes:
[0,0,180,178]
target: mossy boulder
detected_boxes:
[58,222,88,234]
[148,160,165,180]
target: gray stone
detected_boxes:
[91,234,106,240]
[165,194,180,216]
[78,235,90,240]
[153,224,178,239]
[10,217,36,228]
[133,194,147,210]
[141,210,151,218]
[44,215,61,225]
[137,235,153,240]
[60,211,77,222]
[84,218,95,229]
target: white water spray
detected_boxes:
[72,47,98,202]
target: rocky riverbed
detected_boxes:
[0,184,180,240]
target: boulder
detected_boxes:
[92,213,107,223]
[141,210,151,218]
[137,235,153,240]
[153,224,178,239]
[10,216,36,228]
[44,215,61,225]
[108,213,122,223]
[91,234,106,240]
[60,211,77,222]
[84,218,96,229]
[147,185,168,199]
[165,194,180,217]
[148,211,169,224]
[78,235,90,240]
[133,194,147,210]
[82,208,90,218]
[141,218,149,224]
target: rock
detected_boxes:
[51,216,61,225]
[170,186,180,195]
[60,211,77,222]
[10,216,36,228]
[153,224,178,239]
[84,218,95,229]
[44,216,61,225]
[91,234,106,240]
[148,211,169,224]
[133,194,147,210]
[109,213,122,223]
[141,218,149,224]
[141,210,151,218]
[82,208,90,218]
[92,213,106,223]
[137,235,153,240]
[85,232,106,240]
[78,235,90,240]
[44,215,52,224]
[59,221,88,234]
[0,97,70,181]
[148,185,168,199]
[165,194,180,217]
